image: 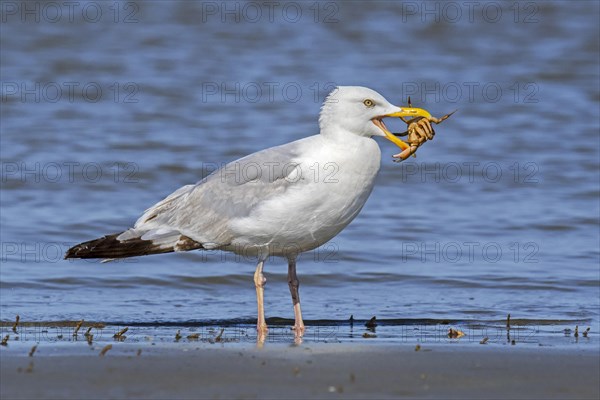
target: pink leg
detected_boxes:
[287,257,305,339]
[254,260,268,343]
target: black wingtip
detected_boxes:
[65,232,203,260]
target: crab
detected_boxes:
[391,97,456,162]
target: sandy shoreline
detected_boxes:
[2,341,598,400]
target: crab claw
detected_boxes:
[392,145,419,162]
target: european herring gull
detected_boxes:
[65,86,434,342]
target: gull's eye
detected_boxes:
[363,99,375,108]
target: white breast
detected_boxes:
[229,134,381,256]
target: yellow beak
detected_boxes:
[373,107,432,151]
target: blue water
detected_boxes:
[1,1,598,332]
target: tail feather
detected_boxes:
[65,232,203,259]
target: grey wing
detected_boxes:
[118,141,307,249]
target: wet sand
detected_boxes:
[1,342,598,399]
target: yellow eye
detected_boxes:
[363,99,375,108]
